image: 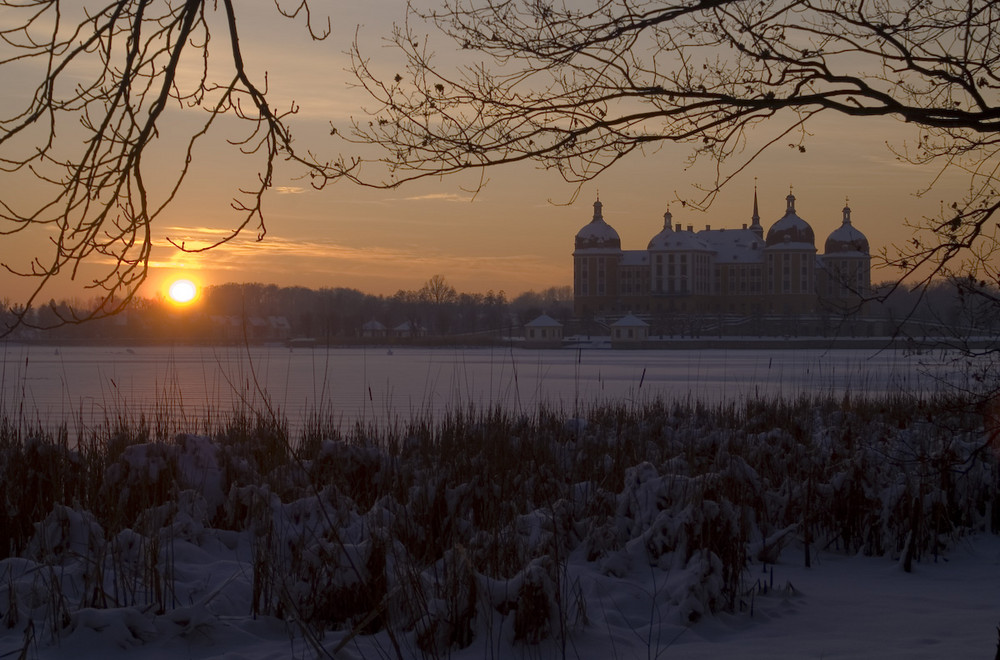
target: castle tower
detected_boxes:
[573,197,623,317]
[820,200,871,315]
[763,189,818,315]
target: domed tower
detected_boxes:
[820,201,871,312]
[573,197,624,317]
[766,190,816,247]
[647,208,712,299]
[763,190,818,314]
[824,202,869,255]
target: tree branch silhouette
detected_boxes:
[343,0,1000,309]
[0,0,334,331]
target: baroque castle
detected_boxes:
[572,190,871,330]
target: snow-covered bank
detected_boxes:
[1,396,996,658]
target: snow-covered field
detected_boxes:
[1,393,996,659]
[7,519,998,659]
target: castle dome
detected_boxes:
[647,209,708,251]
[646,209,674,250]
[825,203,870,255]
[575,198,621,250]
[765,191,815,248]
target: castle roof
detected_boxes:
[697,228,764,263]
[825,203,870,256]
[574,198,622,251]
[765,191,816,249]
[647,210,710,251]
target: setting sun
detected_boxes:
[168,279,198,304]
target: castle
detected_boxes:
[572,190,871,332]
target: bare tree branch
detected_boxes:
[0,0,334,332]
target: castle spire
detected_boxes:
[663,207,673,230]
[750,180,763,238]
[786,185,796,214]
[592,195,603,222]
[843,196,852,225]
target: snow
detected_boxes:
[673,536,1000,659]
[2,348,996,659]
[697,228,764,262]
[2,417,997,659]
[3,527,996,659]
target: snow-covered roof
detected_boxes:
[825,205,870,255]
[525,313,563,328]
[362,319,386,331]
[612,313,649,327]
[766,193,815,247]
[697,228,763,263]
[575,199,622,251]
[621,250,649,266]
[647,213,710,252]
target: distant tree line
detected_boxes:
[3,276,997,345]
[2,278,574,344]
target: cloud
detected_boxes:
[274,186,306,195]
[161,225,241,237]
[399,193,475,203]
[144,232,559,283]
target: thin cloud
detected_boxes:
[400,193,475,203]
[161,225,242,238]
[145,233,556,275]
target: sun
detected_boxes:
[167,279,198,304]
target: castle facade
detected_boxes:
[573,191,871,325]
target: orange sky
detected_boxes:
[0,3,974,306]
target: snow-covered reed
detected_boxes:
[0,391,995,658]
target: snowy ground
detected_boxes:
[4,533,997,659]
[1,395,997,660]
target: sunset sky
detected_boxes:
[0,2,972,305]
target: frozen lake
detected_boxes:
[0,343,971,434]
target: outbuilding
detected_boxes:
[524,314,564,348]
[611,313,649,348]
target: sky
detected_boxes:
[0,1,974,306]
